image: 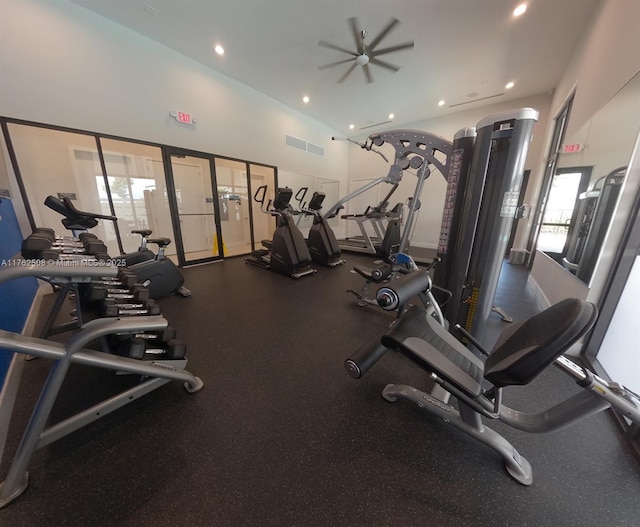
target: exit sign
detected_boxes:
[563,143,583,153]
[170,111,197,125]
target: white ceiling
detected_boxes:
[70,0,600,133]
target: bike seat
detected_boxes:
[147,237,172,248]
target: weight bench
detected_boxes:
[346,271,640,485]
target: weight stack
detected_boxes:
[433,127,476,306]
[444,108,539,341]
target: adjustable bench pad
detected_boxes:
[382,305,484,398]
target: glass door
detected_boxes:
[164,149,222,266]
[536,167,591,263]
[214,158,252,257]
[526,96,573,267]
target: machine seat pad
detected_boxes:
[382,305,485,398]
[484,298,598,387]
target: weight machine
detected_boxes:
[327,131,452,259]
[433,108,539,340]
[345,270,640,485]
[563,166,626,282]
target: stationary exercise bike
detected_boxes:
[345,270,640,485]
[244,186,316,279]
[43,196,190,298]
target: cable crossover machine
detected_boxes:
[326,130,452,260]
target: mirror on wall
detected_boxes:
[542,71,640,284]
[277,171,340,230]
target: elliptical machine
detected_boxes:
[298,191,346,268]
[244,186,317,279]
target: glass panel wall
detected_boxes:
[248,164,277,250]
[6,124,120,255]
[99,139,176,259]
[215,158,251,257]
[4,118,278,265]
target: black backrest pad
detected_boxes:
[483,298,598,387]
[44,196,70,217]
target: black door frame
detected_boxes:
[526,96,574,267]
[162,146,224,267]
[0,115,279,266]
[538,165,593,264]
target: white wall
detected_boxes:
[0,0,348,231]
[557,72,640,183]
[556,0,640,142]
[346,93,552,249]
[530,250,589,307]
[525,0,640,304]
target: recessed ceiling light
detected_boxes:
[214,44,225,55]
[302,95,310,104]
[505,81,515,89]
[438,100,445,107]
[513,3,527,17]
[349,124,355,130]
[388,113,395,120]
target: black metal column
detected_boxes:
[443,109,539,340]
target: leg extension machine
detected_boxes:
[345,271,640,485]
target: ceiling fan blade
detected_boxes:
[318,57,356,70]
[363,64,373,84]
[367,17,400,51]
[370,41,414,57]
[369,57,400,72]
[348,17,365,54]
[318,40,357,57]
[338,62,358,83]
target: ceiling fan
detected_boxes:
[318,17,414,84]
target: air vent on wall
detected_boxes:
[306,142,325,156]
[449,93,504,108]
[285,134,325,157]
[360,120,392,130]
